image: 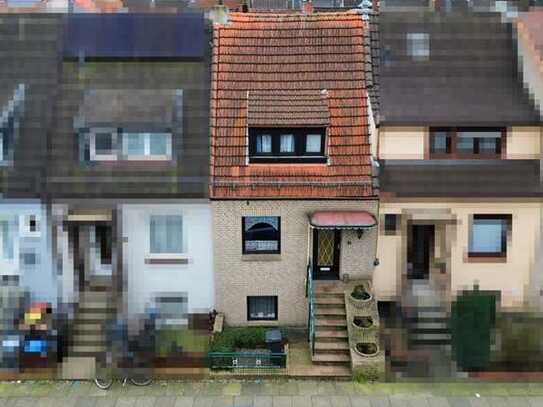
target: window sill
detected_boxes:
[465,255,506,263]
[145,256,190,265]
[241,254,282,262]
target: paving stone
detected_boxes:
[173,397,194,407]
[468,397,490,407]
[13,397,34,407]
[311,396,332,407]
[506,398,531,407]
[193,397,214,407]
[241,383,264,397]
[233,396,253,407]
[253,396,272,407]
[407,397,430,407]
[78,397,98,407]
[316,383,336,396]
[329,395,352,407]
[350,396,371,407]
[155,396,177,407]
[35,398,57,407]
[389,397,408,407]
[95,398,118,407]
[370,396,391,407]
[115,397,137,407]
[297,382,319,396]
[529,397,543,407]
[446,398,470,407]
[211,397,233,407]
[289,396,311,407]
[271,396,291,407]
[277,383,298,397]
[479,397,507,407]
[426,397,450,407]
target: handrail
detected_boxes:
[306,260,316,356]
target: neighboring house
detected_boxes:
[46,13,213,370]
[210,10,379,370]
[374,11,543,318]
[0,15,64,307]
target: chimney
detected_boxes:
[303,0,313,13]
[209,3,229,25]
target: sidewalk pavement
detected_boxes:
[0,380,542,406]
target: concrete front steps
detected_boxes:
[69,289,116,358]
[311,283,351,376]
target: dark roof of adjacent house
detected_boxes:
[377,11,540,126]
[210,11,375,199]
[63,13,206,59]
[379,159,543,197]
[75,89,182,128]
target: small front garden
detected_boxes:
[208,327,287,371]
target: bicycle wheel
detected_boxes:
[129,375,152,386]
[94,376,114,390]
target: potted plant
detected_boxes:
[352,315,374,330]
[349,284,373,309]
[354,342,380,358]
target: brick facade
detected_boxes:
[212,199,378,326]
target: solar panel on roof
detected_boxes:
[63,13,205,59]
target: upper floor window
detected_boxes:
[430,128,503,159]
[406,33,429,61]
[84,128,173,162]
[249,128,326,164]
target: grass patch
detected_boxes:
[209,327,268,352]
[156,327,209,356]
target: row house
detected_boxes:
[210,11,379,370]
[0,13,214,376]
[372,9,543,374]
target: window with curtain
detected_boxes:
[150,214,183,254]
[247,296,278,321]
[242,216,280,254]
[249,128,326,163]
[305,134,322,153]
[280,134,295,153]
[469,215,510,257]
[256,134,272,154]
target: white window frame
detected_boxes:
[122,132,172,161]
[146,211,187,259]
[19,214,40,238]
[89,128,118,161]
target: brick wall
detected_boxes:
[212,199,379,327]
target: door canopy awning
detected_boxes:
[309,211,377,229]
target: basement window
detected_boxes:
[247,296,278,321]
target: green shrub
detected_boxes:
[351,285,370,300]
[210,327,267,352]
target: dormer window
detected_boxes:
[249,128,326,164]
[83,128,173,162]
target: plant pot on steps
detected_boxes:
[349,285,373,311]
[353,342,380,358]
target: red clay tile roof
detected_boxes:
[210,11,374,199]
[247,89,330,127]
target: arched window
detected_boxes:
[242,216,280,254]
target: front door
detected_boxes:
[313,229,340,280]
[407,224,434,280]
